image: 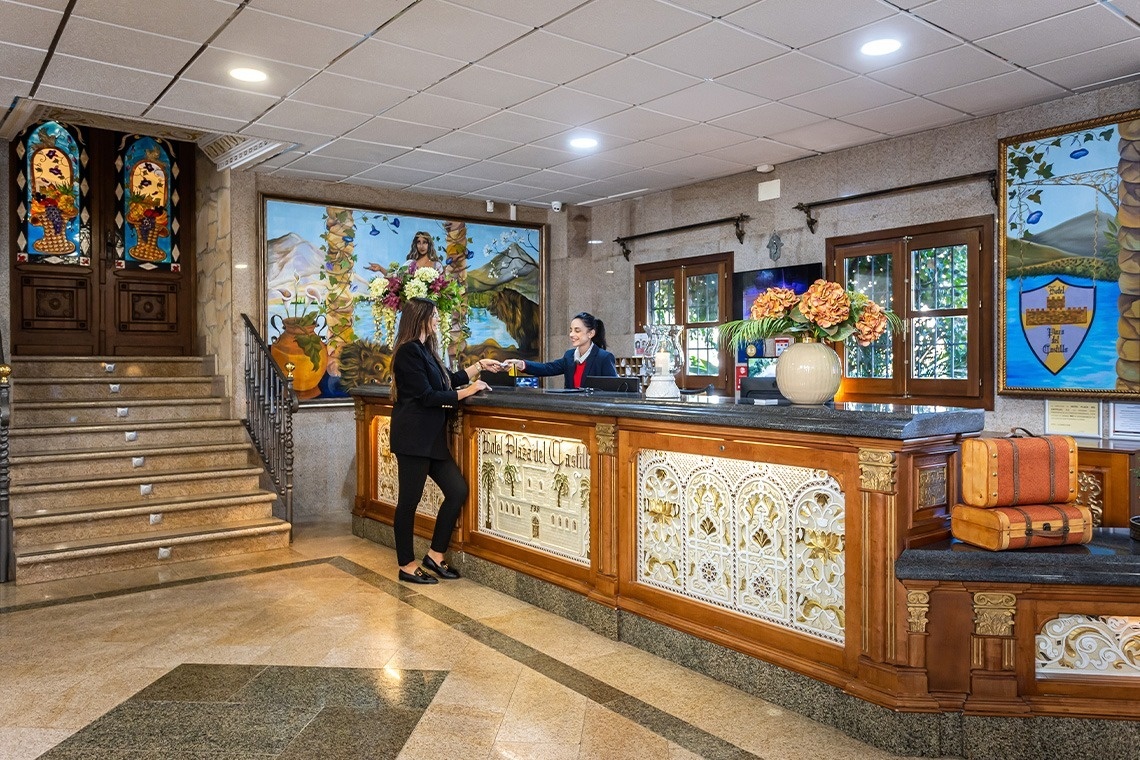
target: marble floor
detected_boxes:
[0,516,950,760]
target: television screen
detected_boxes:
[731,263,823,364]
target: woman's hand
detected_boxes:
[458,379,491,400]
[466,358,503,380]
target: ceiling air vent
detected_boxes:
[198,133,289,170]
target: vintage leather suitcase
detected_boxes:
[951,503,1093,551]
[960,430,1077,508]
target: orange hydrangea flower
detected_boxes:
[799,279,850,329]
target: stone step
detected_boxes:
[8,356,215,379]
[10,467,265,512]
[14,518,292,584]
[12,491,279,546]
[12,376,222,403]
[10,443,256,485]
[9,419,251,454]
[14,397,230,427]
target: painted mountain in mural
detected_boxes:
[465,242,539,302]
[1024,210,1114,258]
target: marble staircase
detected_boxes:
[6,356,292,584]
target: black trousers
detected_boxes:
[393,453,468,567]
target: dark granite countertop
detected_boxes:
[896,529,1140,587]
[349,385,984,440]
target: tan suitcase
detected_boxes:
[951,503,1093,551]
[960,430,1077,508]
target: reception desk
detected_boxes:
[350,388,1140,757]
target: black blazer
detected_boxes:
[390,340,470,458]
[523,347,617,388]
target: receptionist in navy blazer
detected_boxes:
[389,297,500,585]
[504,312,617,389]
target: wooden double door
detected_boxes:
[8,124,195,357]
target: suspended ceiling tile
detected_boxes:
[521,189,599,205]
[328,38,466,91]
[41,55,172,105]
[248,0,407,33]
[283,154,376,175]
[386,149,477,174]
[583,107,697,141]
[71,0,234,42]
[651,153,748,179]
[842,97,969,135]
[0,75,32,102]
[252,149,304,170]
[426,66,553,109]
[975,5,1137,68]
[552,155,641,181]
[350,177,413,190]
[240,123,334,152]
[36,84,150,117]
[270,166,345,181]
[570,178,647,201]
[767,119,885,152]
[1113,0,1140,17]
[783,77,910,118]
[607,166,695,189]
[546,0,706,55]
[911,0,1092,41]
[513,170,593,191]
[532,128,635,152]
[802,14,960,74]
[419,131,519,161]
[182,47,318,98]
[291,73,413,114]
[343,117,450,148]
[568,58,702,106]
[8,0,69,9]
[648,122,753,152]
[868,45,1015,95]
[716,52,853,101]
[0,1,63,48]
[479,180,548,203]
[513,88,629,125]
[310,139,409,163]
[255,100,371,135]
[0,41,47,81]
[710,102,823,138]
[380,93,498,130]
[1030,38,1140,90]
[55,17,200,76]
[372,0,532,62]
[926,70,1068,116]
[702,137,814,165]
[445,0,584,27]
[725,0,894,48]
[158,79,280,122]
[451,160,535,182]
[479,31,623,85]
[595,140,689,168]
[354,163,441,184]
[639,21,785,80]
[465,111,570,143]
[146,105,249,133]
[213,8,362,68]
[492,144,578,169]
[664,0,759,16]
[414,174,499,194]
[643,82,767,123]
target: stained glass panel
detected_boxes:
[23,121,82,265]
[120,136,175,270]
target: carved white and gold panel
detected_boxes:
[636,450,845,644]
[475,428,591,565]
[1036,614,1140,679]
[375,419,443,517]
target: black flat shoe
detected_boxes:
[398,567,438,584]
[423,554,460,579]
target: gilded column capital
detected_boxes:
[595,423,616,455]
[973,592,1017,637]
[858,448,897,493]
[906,590,930,633]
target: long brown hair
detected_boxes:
[390,297,449,401]
[406,231,441,264]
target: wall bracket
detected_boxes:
[615,214,750,261]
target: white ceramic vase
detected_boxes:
[775,339,842,405]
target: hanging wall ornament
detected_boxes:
[766,231,783,261]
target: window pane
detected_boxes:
[912,244,968,311]
[685,272,719,322]
[647,278,675,326]
[844,253,893,378]
[685,327,719,376]
[912,316,968,379]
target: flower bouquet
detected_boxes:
[720,279,900,348]
[364,262,466,353]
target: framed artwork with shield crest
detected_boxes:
[999,108,1140,398]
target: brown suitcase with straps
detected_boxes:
[950,503,1093,551]
[959,428,1078,508]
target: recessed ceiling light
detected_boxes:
[605,269,615,274]
[569,137,598,149]
[229,67,267,82]
[587,239,603,244]
[860,39,901,56]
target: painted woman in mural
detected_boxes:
[365,231,442,274]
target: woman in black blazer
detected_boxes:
[389,297,499,584]
[505,312,617,388]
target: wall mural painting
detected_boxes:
[999,109,1140,397]
[264,198,543,402]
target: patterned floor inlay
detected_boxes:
[36,664,446,760]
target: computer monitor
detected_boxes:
[582,375,640,393]
[739,376,785,401]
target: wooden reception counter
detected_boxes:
[350,387,1140,754]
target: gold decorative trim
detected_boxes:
[595,423,616,455]
[973,592,1017,637]
[906,590,930,633]
[917,465,947,510]
[1076,471,1103,527]
[858,448,897,494]
[353,397,365,422]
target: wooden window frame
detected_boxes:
[634,251,733,392]
[827,216,994,409]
